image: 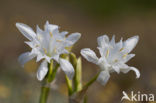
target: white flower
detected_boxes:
[81,35,140,85]
[16,21,81,81]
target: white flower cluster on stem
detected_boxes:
[16,21,81,81]
[81,35,140,85]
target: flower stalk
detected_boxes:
[39,86,50,103]
[39,61,59,103]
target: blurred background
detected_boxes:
[0,0,156,103]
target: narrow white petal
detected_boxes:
[112,65,120,74]
[123,36,139,53]
[97,35,109,47]
[123,54,135,63]
[36,25,43,36]
[36,55,44,62]
[37,60,48,81]
[116,38,123,50]
[81,48,99,64]
[53,55,60,62]
[130,67,140,78]
[66,33,81,46]
[97,47,105,57]
[16,23,36,41]
[60,31,68,37]
[110,35,115,46]
[18,52,36,66]
[98,57,110,71]
[59,59,75,80]
[24,41,35,48]
[44,56,51,63]
[44,21,59,32]
[97,70,110,85]
[120,65,140,78]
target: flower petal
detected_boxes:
[97,70,110,85]
[36,54,44,62]
[130,67,140,78]
[97,35,109,48]
[116,38,123,50]
[59,59,75,80]
[81,48,99,64]
[44,21,59,32]
[66,33,81,46]
[16,23,36,41]
[122,54,135,63]
[123,36,139,53]
[60,31,68,37]
[18,52,36,67]
[120,65,140,78]
[37,60,48,81]
[110,35,115,46]
[112,65,120,74]
[98,56,110,70]
[53,55,60,62]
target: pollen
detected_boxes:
[64,37,66,40]
[56,40,62,42]
[120,48,124,51]
[53,47,57,53]
[123,53,128,58]
[106,49,109,57]
[35,45,39,47]
[37,35,41,40]
[49,32,53,37]
[43,48,47,54]
[114,59,118,63]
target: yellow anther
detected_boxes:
[114,59,118,63]
[43,48,47,54]
[106,49,109,57]
[120,48,124,51]
[56,40,62,42]
[49,32,53,37]
[53,47,57,53]
[123,53,128,58]
[37,35,41,40]
[35,45,39,47]
[64,37,66,40]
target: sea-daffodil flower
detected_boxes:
[81,35,140,85]
[16,21,81,81]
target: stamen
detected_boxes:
[53,47,57,53]
[106,49,109,57]
[120,48,124,51]
[37,35,41,40]
[114,59,118,63]
[43,48,47,54]
[123,53,128,58]
[49,32,53,37]
[64,37,66,40]
[56,40,62,42]
[35,45,39,47]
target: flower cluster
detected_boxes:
[16,21,141,103]
[81,35,140,85]
[16,21,140,86]
[16,21,81,81]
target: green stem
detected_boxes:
[39,86,50,103]
[47,61,53,83]
[69,72,100,103]
[83,95,88,103]
[83,72,100,89]
[39,61,59,103]
[65,76,73,96]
